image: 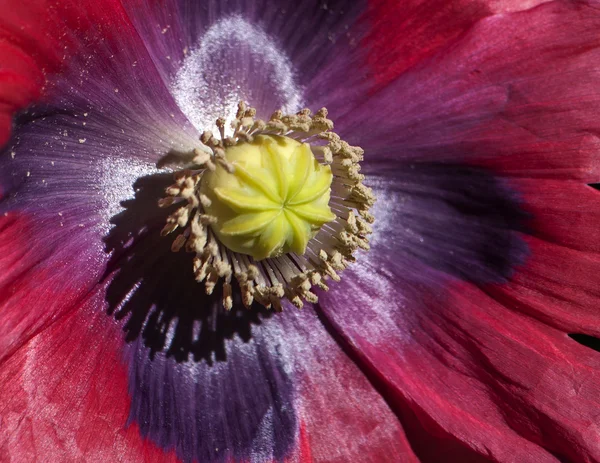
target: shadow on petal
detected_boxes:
[103,172,271,364]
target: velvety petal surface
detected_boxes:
[362,0,553,90]
[101,172,416,462]
[119,0,367,135]
[0,0,61,145]
[4,0,600,462]
[320,267,600,462]
[490,180,600,339]
[0,0,192,147]
[344,0,600,183]
[363,0,491,90]
[0,247,416,463]
[0,84,196,367]
[317,180,600,461]
[364,165,529,285]
[123,309,418,463]
[0,282,180,462]
[0,0,209,356]
[318,1,600,461]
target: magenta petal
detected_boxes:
[318,261,600,462]
[105,178,415,461]
[121,0,368,128]
[0,112,181,356]
[366,164,528,285]
[0,25,198,386]
[344,0,600,182]
[0,284,179,462]
[0,212,106,363]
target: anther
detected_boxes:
[158,102,374,311]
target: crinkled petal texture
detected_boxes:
[319,1,600,462]
[0,0,414,462]
[1,0,600,463]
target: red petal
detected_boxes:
[492,236,600,339]
[514,180,600,254]
[0,284,179,461]
[283,308,419,462]
[0,212,107,363]
[348,0,600,182]
[0,3,52,146]
[363,0,490,88]
[485,180,600,337]
[0,0,181,149]
[320,261,600,461]
[363,0,557,89]
[316,169,600,461]
[0,279,417,462]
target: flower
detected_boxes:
[1,0,600,462]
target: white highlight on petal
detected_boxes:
[99,156,158,234]
[172,15,303,135]
[365,181,394,249]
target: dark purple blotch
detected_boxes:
[126,335,296,463]
[105,174,296,463]
[376,163,529,284]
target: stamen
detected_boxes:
[159,101,375,311]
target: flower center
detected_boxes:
[159,102,374,311]
[199,135,336,260]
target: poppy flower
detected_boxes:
[2,0,600,462]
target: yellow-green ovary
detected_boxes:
[200,134,337,260]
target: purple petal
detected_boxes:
[121,0,367,131]
[105,172,415,461]
[106,174,296,462]
[366,163,528,285]
[338,1,600,182]
[126,327,296,463]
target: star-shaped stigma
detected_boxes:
[160,104,373,310]
[200,134,337,260]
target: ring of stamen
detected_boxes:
[159,102,375,311]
